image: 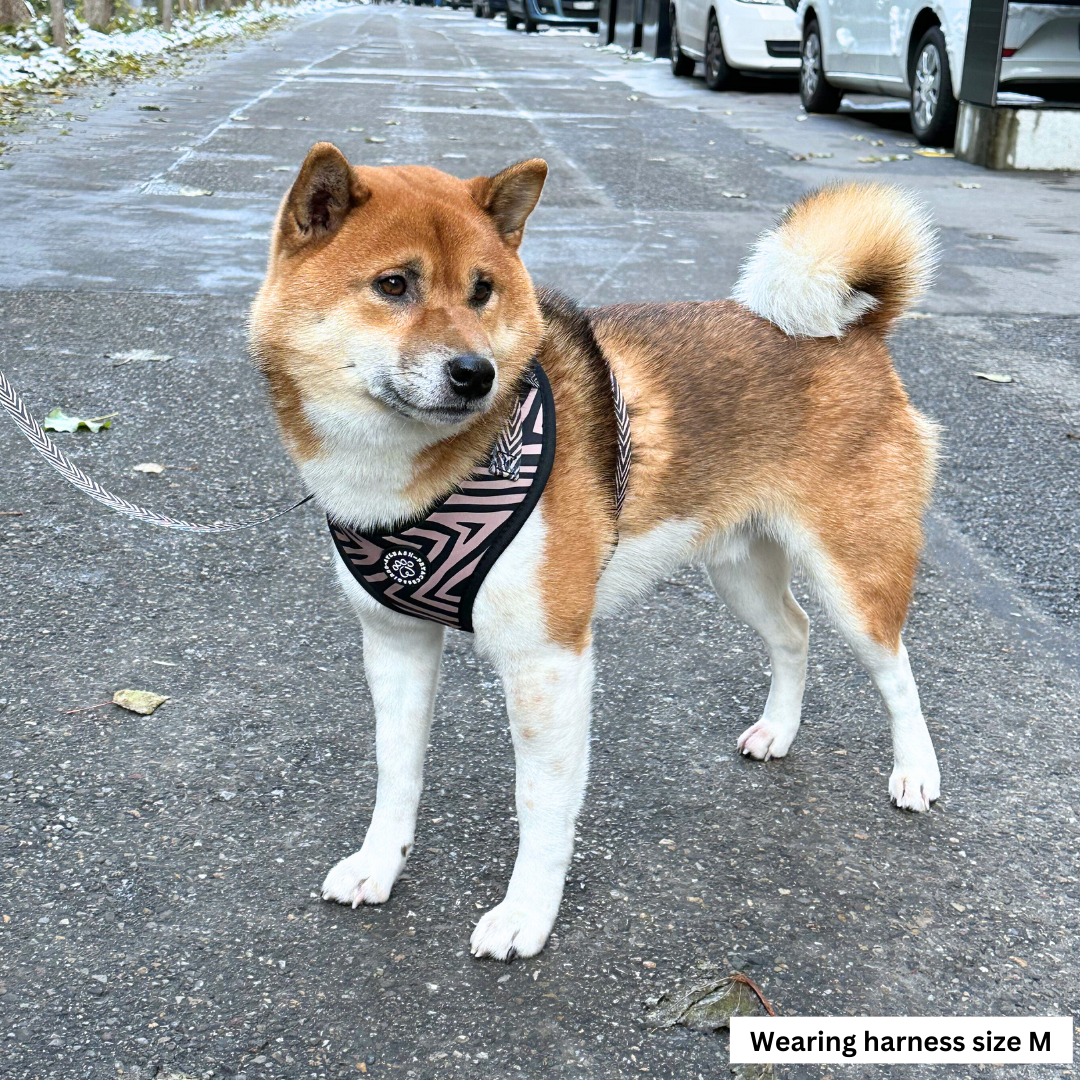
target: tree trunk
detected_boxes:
[161,0,172,31]
[49,0,66,50]
[0,0,32,28]
[84,0,114,31]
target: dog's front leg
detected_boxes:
[322,576,444,907]
[470,644,593,960]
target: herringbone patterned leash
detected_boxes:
[0,367,311,533]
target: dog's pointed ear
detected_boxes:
[469,159,547,249]
[281,143,369,249]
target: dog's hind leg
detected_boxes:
[706,535,810,761]
[798,519,940,812]
[321,567,445,907]
[848,633,939,812]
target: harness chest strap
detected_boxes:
[330,360,631,633]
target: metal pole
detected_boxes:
[959,0,1008,107]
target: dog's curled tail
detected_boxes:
[732,183,937,338]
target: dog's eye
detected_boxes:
[377,275,407,298]
[471,280,493,306]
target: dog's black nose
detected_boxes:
[446,354,495,400]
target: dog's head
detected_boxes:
[251,143,547,460]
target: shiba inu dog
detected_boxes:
[250,143,940,960]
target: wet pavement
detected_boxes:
[1,5,1079,1079]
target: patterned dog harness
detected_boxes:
[330,360,630,633]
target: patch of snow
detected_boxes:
[0,0,355,91]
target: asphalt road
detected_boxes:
[1,5,1079,1079]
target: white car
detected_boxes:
[795,0,1080,145]
[669,0,802,89]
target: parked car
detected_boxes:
[795,0,1080,145]
[504,0,599,31]
[1000,1,1080,101]
[669,0,801,89]
[473,0,507,16]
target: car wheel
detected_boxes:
[523,5,538,31]
[669,8,695,76]
[505,9,519,27]
[704,13,733,90]
[800,18,841,113]
[483,0,495,15]
[473,1,482,13]
[910,26,958,147]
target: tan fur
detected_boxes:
[591,305,936,648]
[250,148,937,653]
[732,183,937,338]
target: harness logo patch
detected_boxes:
[382,549,428,588]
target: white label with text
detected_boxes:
[730,1016,1074,1064]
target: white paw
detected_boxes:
[320,844,408,908]
[889,765,940,812]
[737,719,797,761]
[470,901,555,961]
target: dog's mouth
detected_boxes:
[369,380,485,427]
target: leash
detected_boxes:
[0,367,312,533]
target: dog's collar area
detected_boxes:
[330,358,631,633]
[487,364,540,482]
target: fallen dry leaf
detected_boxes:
[972,371,1014,383]
[133,462,164,475]
[113,689,168,715]
[42,409,116,433]
[108,349,173,366]
[645,973,777,1079]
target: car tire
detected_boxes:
[704,13,733,90]
[505,9,519,27]
[473,2,482,14]
[523,5,538,31]
[910,26,958,147]
[800,18,841,113]
[483,0,495,15]
[669,8,695,76]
